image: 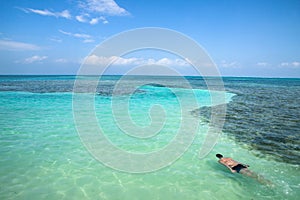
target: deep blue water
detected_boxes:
[192,77,300,165]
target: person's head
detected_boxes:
[216,154,223,159]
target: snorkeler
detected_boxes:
[216,154,273,186]
[216,154,249,173]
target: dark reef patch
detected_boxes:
[192,78,300,165]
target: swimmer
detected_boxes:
[216,154,274,186]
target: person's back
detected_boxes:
[216,153,248,173]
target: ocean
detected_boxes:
[0,75,299,199]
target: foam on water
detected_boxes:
[0,76,299,199]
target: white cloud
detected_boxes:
[280,62,300,68]
[76,14,89,23]
[76,14,109,25]
[291,62,300,67]
[59,30,92,39]
[280,62,289,66]
[155,58,189,66]
[49,37,62,43]
[256,62,269,67]
[18,2,124,26]
[55,58,68,63]
[0,40,40,51]
[73,33,91,39]
[84,55,189,66]
[22,8,71,19]
[80,0,129,16]
[100,16,109,24]
[89,17,100,25]
[60,10,71,19]
[219,60,239,68]
[156,58,172,65]
[83,39,95,43]
[85,55,139,65]
[24,55,47,64]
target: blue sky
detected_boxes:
[0,0,299,77]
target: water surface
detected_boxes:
[0,76,299,199]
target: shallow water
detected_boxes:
[0,76,299,199]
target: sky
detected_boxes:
[0,0,299,77]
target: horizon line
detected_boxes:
[0,74,299,79]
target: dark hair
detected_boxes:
[216,154,223,159]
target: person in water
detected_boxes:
[216,153,249,174]
[216,154,274,186]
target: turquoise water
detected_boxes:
[0,76,299,199]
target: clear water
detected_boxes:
[0,76,299,199]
